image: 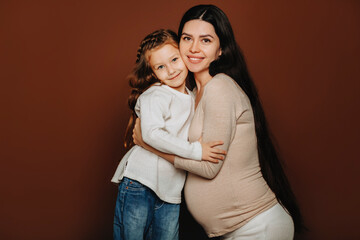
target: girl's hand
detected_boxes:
[200,137,226,163]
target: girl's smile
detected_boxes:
[148,44,188,93]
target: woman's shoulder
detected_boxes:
[210,73,237,87]
[205,73,238,94]
[213,73,234,81]
[204,73,250,107]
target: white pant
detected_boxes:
[221,203,294,240]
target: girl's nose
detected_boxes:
[167,66,176,75]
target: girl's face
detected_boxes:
[179,20,222,75]
[148,43,188,93]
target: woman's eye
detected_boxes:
[182,36,191,41]
[202,38,211,43]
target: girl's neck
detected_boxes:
[194,70,213,93]
[178,85,187,94]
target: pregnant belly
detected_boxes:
[183,171,278,236]
[183,174,226,229]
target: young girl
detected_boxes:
[111,29,225,240]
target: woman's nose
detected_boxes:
[190,41,200,53]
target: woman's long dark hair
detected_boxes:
[178,4,304,234]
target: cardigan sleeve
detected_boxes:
[137,89,202,160]
[174,76,238,179]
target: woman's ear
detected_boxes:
[215,48,222,61]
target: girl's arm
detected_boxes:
[137,89,225,161]
[133,118,225,164]
[133,122,175,163]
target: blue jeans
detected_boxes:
[113,177,179,240]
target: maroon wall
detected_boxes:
[1,0,359,239]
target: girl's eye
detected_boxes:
[172,57,178,62]
[157,65,164,70]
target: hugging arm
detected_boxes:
[133,118,224,164]
[138,91,203,160]
[173,80,236,179]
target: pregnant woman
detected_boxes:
[134,4,304,239]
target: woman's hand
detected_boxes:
[200,137,226,163]
[133,118,145,148]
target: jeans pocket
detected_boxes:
[122,177,147,193]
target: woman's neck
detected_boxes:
[194,70,213,93]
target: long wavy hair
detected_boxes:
[178,4,305,234]
[123,29,179,149]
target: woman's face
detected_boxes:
[179,20,222,75]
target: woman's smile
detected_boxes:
[180,20,221,77]
[186,55,205,64]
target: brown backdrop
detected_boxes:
[1,0,359,239]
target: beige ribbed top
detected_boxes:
[174,73,277,237]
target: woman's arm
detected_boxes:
[133,118,224,164]
[173,77,238,179]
